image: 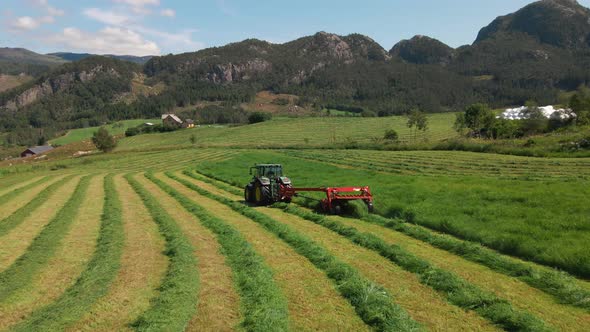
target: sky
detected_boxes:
[2,0,590,56]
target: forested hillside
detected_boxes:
[2,0,590,145]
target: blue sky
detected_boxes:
[2,0,590,56]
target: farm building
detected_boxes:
[183,119,196,128]
[20,145,54,158]
[162,114,183,128]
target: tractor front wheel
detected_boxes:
[244,185,253,203]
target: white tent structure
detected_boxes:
[499,105,576,121]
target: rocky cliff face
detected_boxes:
[4,65,120,110]
[205,59,272,83]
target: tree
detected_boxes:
[383,129,399,142]
[92,127,117,153]
[462,103,495,138]
[407,108,428,142]
[570,86,590,125]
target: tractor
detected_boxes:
[244,164,293,205]
[244,163,374,214]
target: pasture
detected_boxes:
[50,119,161,146]
[117,113,458,150]
[0,141,589,330]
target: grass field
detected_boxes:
[1,130,589,330]
[117,113,458,150]
[50,119,161,146]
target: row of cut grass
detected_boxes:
[166,173,422,332]
[0,176,91,301]
[125,174,200,331]
[0,175,73,236]
[190,170,590,311]
[164,172,371,331]
[0,176,50,205]
[0,176,104,330]
[132,174,242,331]
[271,202,550,332]
[193,150,590,279]
[11,175,125,331]
[145,173,290,331]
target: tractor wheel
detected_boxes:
[244,186,251,203]
[254,183,272,205]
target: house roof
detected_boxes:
[185,119,195,124]
[161,114,183,123]
[25,146,54,154]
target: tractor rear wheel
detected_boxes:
[254,183,272,205]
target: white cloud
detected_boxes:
[160,9,175,17]
[113,0,160,15]
[47,6,65,16]
[51,26,161,56]
[84,8,132,26]
[39,15,55,24]
[12,16,40,30]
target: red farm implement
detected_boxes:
[244,164,374,214]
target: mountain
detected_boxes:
[476,0,590,49]
[2,0,590,145]
[49,52,153,65]
[0,48,67,76]
[389,35,455,65]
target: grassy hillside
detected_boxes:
[50,119,160,145]
[0,75,32,93]
[118,113,458,150]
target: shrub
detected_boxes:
[92,127,117,153]
[248,112,272,124]
[384,129,399,141]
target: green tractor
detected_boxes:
[244,164,294,205]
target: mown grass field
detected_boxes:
[0,135,589,330]
[50,119,161,146]
[117,113,458,150]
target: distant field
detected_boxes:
[50,119,160,145]
[0,74,32,92]
[118,113,458,150]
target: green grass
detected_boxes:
[146,173,290,331]
[193,150,590,279]
[167,172,423,332]
[0,176,73,236]
[117,113,458,150]
[0,176,51,207]
[125,174,200,331]
[189,168,590,311]
[12,175,125,331]
[0,176,90,300]
[50,119,161,145]
[270,203,550,331]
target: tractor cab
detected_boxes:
[250,164,283,179]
